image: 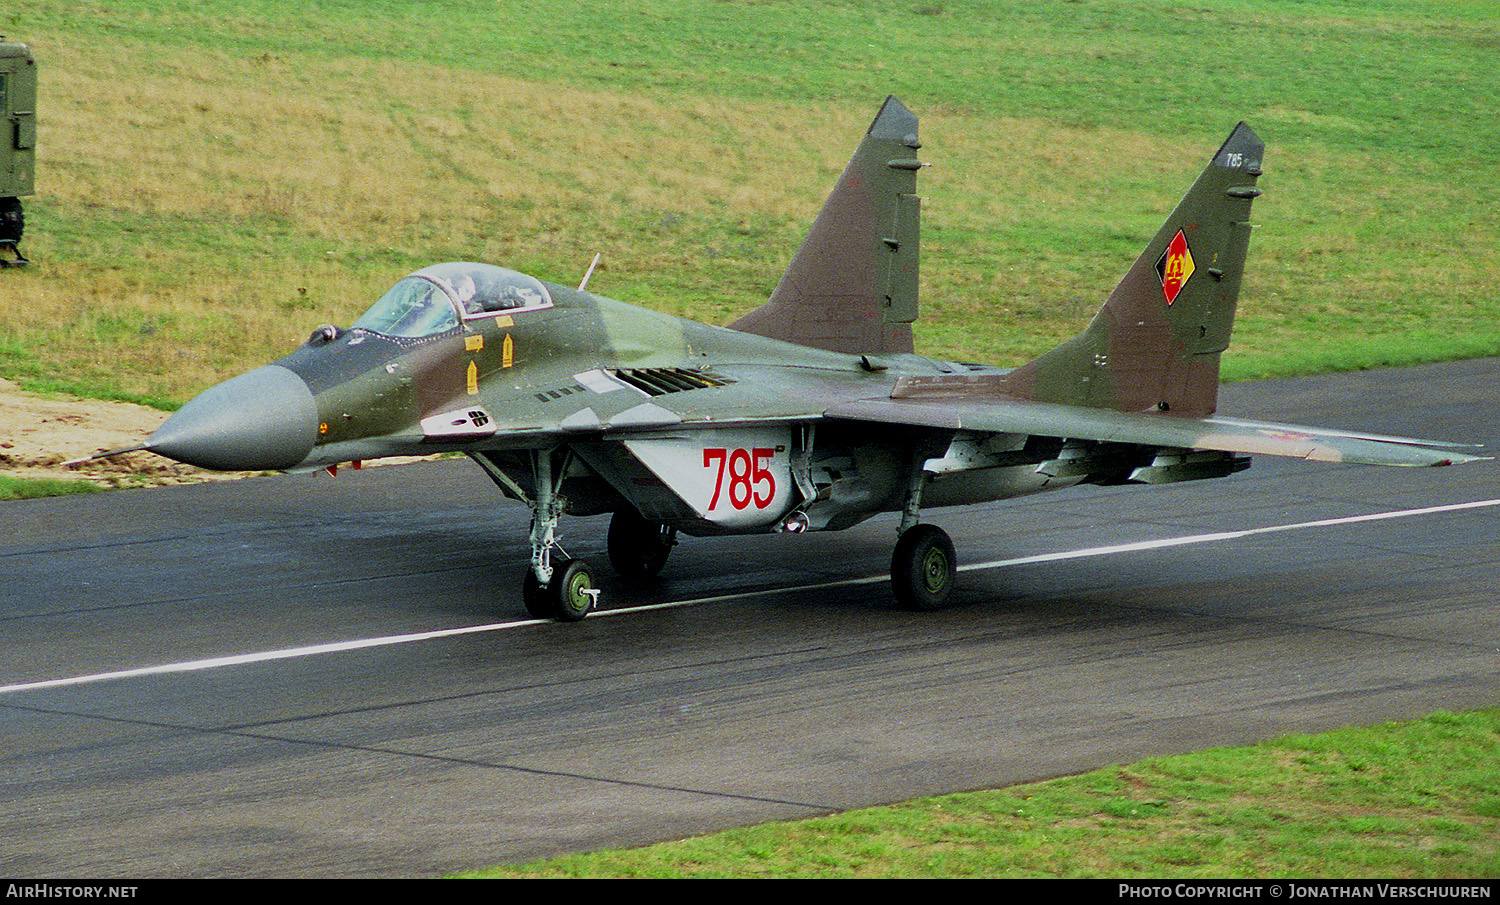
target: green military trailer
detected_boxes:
[1,39,36,266]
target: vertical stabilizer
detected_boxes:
[999,124,1264,417]
[730,97,924,354]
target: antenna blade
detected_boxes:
[578,253,602,291]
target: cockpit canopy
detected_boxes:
[351,263,552,338]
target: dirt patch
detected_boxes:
[0,378,212,486]
[0,379,441,489]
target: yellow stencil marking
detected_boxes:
[466,361,478,395]
[465,335,484,352]
[502,333,514,369]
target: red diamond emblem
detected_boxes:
[1155,229,1196,305]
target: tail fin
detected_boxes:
[730,96,924,355]
[999,123,1264,417]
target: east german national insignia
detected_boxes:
[1155,229,1195,305]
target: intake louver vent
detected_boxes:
[610,367,733,396]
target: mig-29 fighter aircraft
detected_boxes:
[100,98,1483,621]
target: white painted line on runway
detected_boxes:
[5,497,1498,696]
[0,618,544,695]
[957,496,1500,573]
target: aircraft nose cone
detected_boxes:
[149,365,319,471]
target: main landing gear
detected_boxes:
[891,523,957,610]
[889,463,956,610]
[607,507,677,581]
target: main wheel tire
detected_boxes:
[891,524,957,611]
[607,508,676,580]
[548,557,597,622]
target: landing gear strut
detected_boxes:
[522,449,599,621]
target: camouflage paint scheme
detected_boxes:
[114,98,1484,619]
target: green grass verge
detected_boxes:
[463,709,1500,878]
[0,475,103,500]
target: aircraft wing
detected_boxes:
[826,395,1486,467]
[420,367,1483,469]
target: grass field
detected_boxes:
[465,709,1500,878]
[2,0,1496,407]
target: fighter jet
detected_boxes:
[96,98,1484,620]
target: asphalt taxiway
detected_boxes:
[2,360,1497,877]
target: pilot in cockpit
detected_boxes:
[351,263,551,338]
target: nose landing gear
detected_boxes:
[472,447,604,623]
[522,556,599,622]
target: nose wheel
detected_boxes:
[523,557,599,622]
